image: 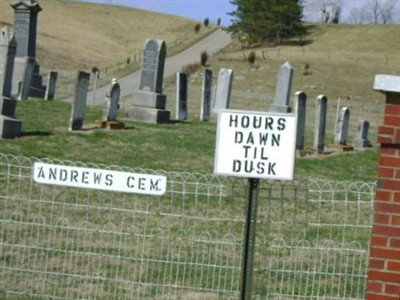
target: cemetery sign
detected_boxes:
[32,162,167,195]
[214,110,297,180]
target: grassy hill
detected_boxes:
[0,0,215,72]
[205,24,400,103]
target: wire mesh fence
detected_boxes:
[0,154,375,299]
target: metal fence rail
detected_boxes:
[0,154,375,299]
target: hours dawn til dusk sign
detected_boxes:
[214,110,297,180]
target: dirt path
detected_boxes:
[85,28,233,106]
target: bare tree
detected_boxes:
[380,0,397,23]
[359,0,397,24]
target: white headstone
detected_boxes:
[270,62,293,113]
[213,68,233,111]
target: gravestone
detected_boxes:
[0,31,21,139]
[104,79,121,121]
[176,72,188,120]
[17,56,35,100]
[44,71,58,100]
[1,27,15,98]
[353,120,372,147]
[0,27,11,94]
[10,0,46,98]
[294,91,307,150]
[270,62,293,113]
[99,79,124,129]
[69,71,90,131]
[213,68,233,111]
[125,39,170,124]
[334,107,350,145]
[314,95,328,154]
[200,69,212,121]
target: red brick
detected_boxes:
[368,270,400,283]
[394,192,400,203]
[369,258,386,269]
[380,156,400,167]
[380,147,399,155]
[366,292,399,300]
[385,284,400,295]
[375,202,400,214]
[370,247,400,260]
[367,281,384,293]
[396,129,400,144]
[385,115,400,127]
[376,190,393,202]
[372,225,400,236]
[387,260,400,272]
[374,214,391,225]
[371,234,389,246]
[392,215,400,226]
[379,125,396,135]
[395,169,400,179]
[379,167,395,178]
[385,103,400,115]
[389,238,400,249]
[378,136,394,144]
[380,179,400,190]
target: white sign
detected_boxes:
[214,110,297,180]
[32,162,167,195]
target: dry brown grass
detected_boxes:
[0,0,213,71]
[209,24,400,103]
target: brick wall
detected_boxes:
[366,75,400,300]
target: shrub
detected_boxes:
[217,18,221,26]
[204,17,209,27]
[303,63,312,76]
[181,63,201,75]
[247,51,256,65]
[200,51,208,67]
[194,23,201,33]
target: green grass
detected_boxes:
[0,99,379,181]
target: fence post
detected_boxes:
[366,74,400,300]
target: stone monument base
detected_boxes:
[125,106,170,124]
[0,115,22,139]
[0,97,17,116]
[96,120,125,130]
[134,91,166,109]
[353,139,372,148]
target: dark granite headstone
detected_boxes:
[176,72,188,120]
[103,79,121,122]
[0,30,21,139]
[314,95,328,154]
[69,71,90,131]
[200,69,212,121]
[44,70,58,100]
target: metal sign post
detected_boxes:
[214,109,297,299]
[240,178,260,300]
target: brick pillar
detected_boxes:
[366,75,400,300]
